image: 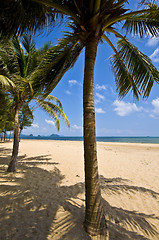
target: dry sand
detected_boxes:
[0,140,159,240]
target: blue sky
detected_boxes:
[23,1,159,137]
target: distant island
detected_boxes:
[17,135,159,143]
[21,133,62,139]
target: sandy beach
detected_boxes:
[0,140,159,240]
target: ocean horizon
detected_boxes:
[19,135,159,144]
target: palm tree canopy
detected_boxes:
[0,0,58,37]
[25,0,159,100]
[0,35,70,131]
[0,92,14,133]
[1,1,159,98]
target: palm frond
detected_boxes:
[36,99,60,130]
[46,95,63,109]
[0,0,59,37]
[111,38,159,99]
[22,102,34,119]
[38,42,52,55]
[44,101,70,127]
[21,34,36,54]
[0,39,20,77]
[11,36,26,77]
[26,40,52,77]
[0,75,15,89]
[114,0,128,8]
[37,97,70,128]
[123,3,159,37]
[31,33,83,95]
[33,0,80,22]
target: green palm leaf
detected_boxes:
[0,39,20,77]
[21,34,36,54]
[46,95,63,109]
[0,0,58,37]
[36,99,60,130]
[0,75,15,89]
[111,38,159,99]
[123,3,159,38]
[31,34,83,95]
[36,96,70,130]
[11,36,26,77]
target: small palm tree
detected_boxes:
[0,35,69,172]
[1,0,159,236]
[0,92,14,141]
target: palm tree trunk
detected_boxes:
[19,128,22,142]
[9,131,11,141]
[83,36,107,236]
[7,105,20,172]
[4,131,6,142]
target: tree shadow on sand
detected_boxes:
[100,176,159,240]
[0,146,159,240]
[0,150,91,240]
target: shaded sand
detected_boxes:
[0,140,159,240]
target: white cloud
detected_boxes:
[72,124,82,130]
[113,100,142,116]
[149,48,159,62]
[150,98,159,118]
[66,90,71,95]
[96,93,105,100]
[32,123,39,128]
[95,108,106,114]
[95,84,106,90]
[146,37,159,47]
[68,80,78,86]
[45,119,56,127]
[95,99,101,104]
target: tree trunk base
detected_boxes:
[7,158,17,172]
[84,216,107,238]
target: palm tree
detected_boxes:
[19,103,34,139]
[1,0,159,236]
[0,92,14,141]
[0,35,69,172]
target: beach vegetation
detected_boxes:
[0,35,70,172]
[19,103,34,140]
[1,0,159,237]
[0,92,14,142]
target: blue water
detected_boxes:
[20,135,159,144]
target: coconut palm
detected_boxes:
[19,103,34,139]
[0,92,14,141]
[1,0,159,236]
[0,35,69,172]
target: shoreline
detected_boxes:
[6,138,159,147]
[4,136,159,145]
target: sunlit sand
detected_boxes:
[0,140,159,239]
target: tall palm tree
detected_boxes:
[0,35,69,172]
[1,0,159,236]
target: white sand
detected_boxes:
[0,140,159,239]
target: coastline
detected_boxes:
[0,140,159,239]
[13,135,159,144]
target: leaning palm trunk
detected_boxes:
[83,36,107,236]
[7,105,20,172]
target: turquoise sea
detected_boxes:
[20,135,159,144]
